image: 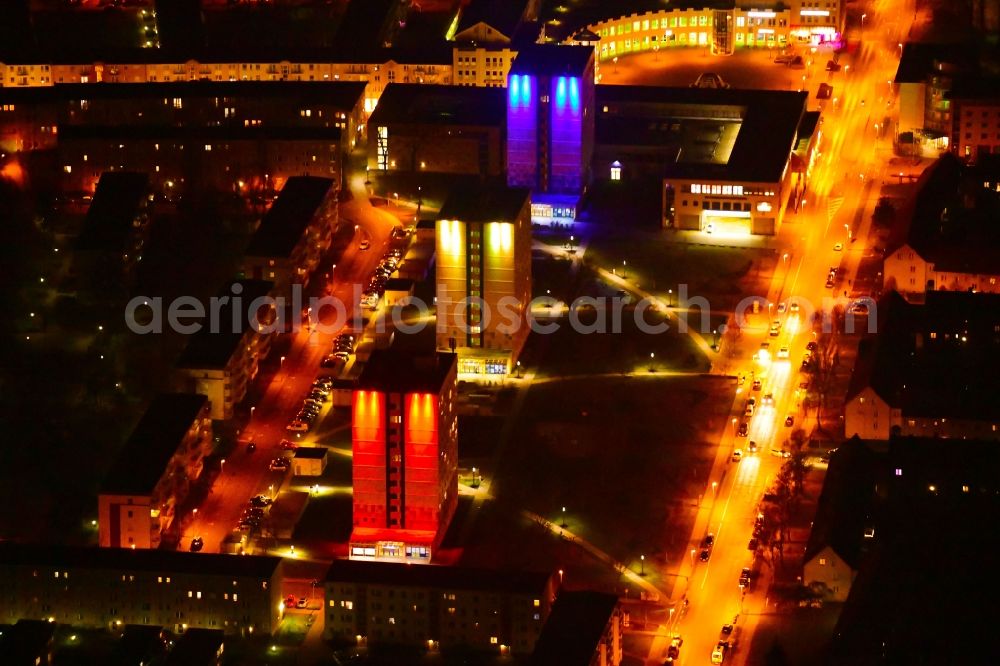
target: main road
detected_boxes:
[649,0,913,663]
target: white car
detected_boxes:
[834,242,844,251]
[777,346,789,359]
[732,449,743,462]
[359,239,371,250]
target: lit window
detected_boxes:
[63,165,71,174]
[204,144,212,151]
[610,161,622,181]
[819,558,826,565]
[533,599,540,607]
[196,591,202,599]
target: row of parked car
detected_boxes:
[321,333,356,370]
[286,376,333,433]
[237,494,273,533]
[361,248,403,309]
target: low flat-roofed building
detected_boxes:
[58,124,343,198]
[164,628,224,666]
[0,619,56,666]
[292,446,328,477]
[368,83,506,177]
[0,543,285,636]
[844,290,1000,441]
[324,559,555,654]
[594,85,810,235]
[74,171,151,289]
[110,625,169,666]
[175,279,275,420]
[883,154,1000,300]
[529,591,623,666]
[243,176,337,293]
[99,393,212,550]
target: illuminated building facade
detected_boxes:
[583,1,842,62]
[350,351,458,563]
[0,543,285,636]
[324,559,555,654]
[506,45,595,222]
[436,185,532,375]
[99,394,212,550]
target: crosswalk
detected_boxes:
[827,195,845,224]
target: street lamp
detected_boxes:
[560,506,567,528]
[711,481,718,496]
[860,13,867,41]
[221,458,226,474]
[649,352,655,373]
[690,548,696,564]
[731,417,738,436]
[515,360,522,378]
[613,56,618,73]
[640,555,646,576]
[667,288,673,307]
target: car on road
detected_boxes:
[190,537,203,552]
[737,422,749,437]
[359,239,370,250]
[739,567,751,587]
[667,635,683,660]
[269,457,291,471]
[279,439,298,451]
[752,379,762,391]
[712,640,729,663]
[250,495,273,508]
[769,323,780,337]
[701,534,715,549]
[762,393,774,406]
[286,420,309,433]
[851,302,870,315]
[745,397,756,416]
[748,440,758,453]
[699,549,711,562]
[732,449,743,462]
[785,415,795,427]
[777,346,789,359]
[771,447,791,458]
[834,242,843,251]
[789,301,800,313]
[776,302,787,313]
[806,341,818,352]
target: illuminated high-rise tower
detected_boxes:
[436,184,532,376]
[506,44,595,222]
[350,351,458,563]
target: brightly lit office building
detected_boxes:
[581,1,843,60]
[506,45,595,222]
[350,351,458,564]
[436,184,532,375]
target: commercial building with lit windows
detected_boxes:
[0,543,285,636]
[98,393,212,550]
[323,559,555,655]
[350,351,458,563]
[581,1,843,61]
[506,45,595,222]
[436,185,532,375]
[595,85,814,235]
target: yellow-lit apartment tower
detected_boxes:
[436,185,532,376]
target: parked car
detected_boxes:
[701,534,715,549]
[279,439,298,451]
[732,449,743,462]
[270,457,291,471]
[737,422,749,437]
[359,239,371,250]
[189,537,204,552]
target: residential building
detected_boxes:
[99,393,212,550]
[506,45,595,222]
[947,77,1000,162]
[451,0,540,45]
[595,85,811,235]
[826,436,1000,664]
[110,625,169,666]
[436,184,532,375]
[894,42,979,155]
[529,591,623,666]
[242,176,338,294]
[58,125,343,197]
[0,80,366,154]
[350,351,458,563]
[883,154,1000,300]
[453,45,519,88]
[844,290,1000,441]
[0,619,55,666]
[323,559,555,654]
[803,443,878,601]
[74,171,151,289]
[0,543,285,636]
[175,279,275,421]
[291,447,328,477]
[368,83,506,177]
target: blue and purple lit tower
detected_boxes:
[506,45,595,222]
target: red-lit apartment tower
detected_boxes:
[350,350,458,563]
